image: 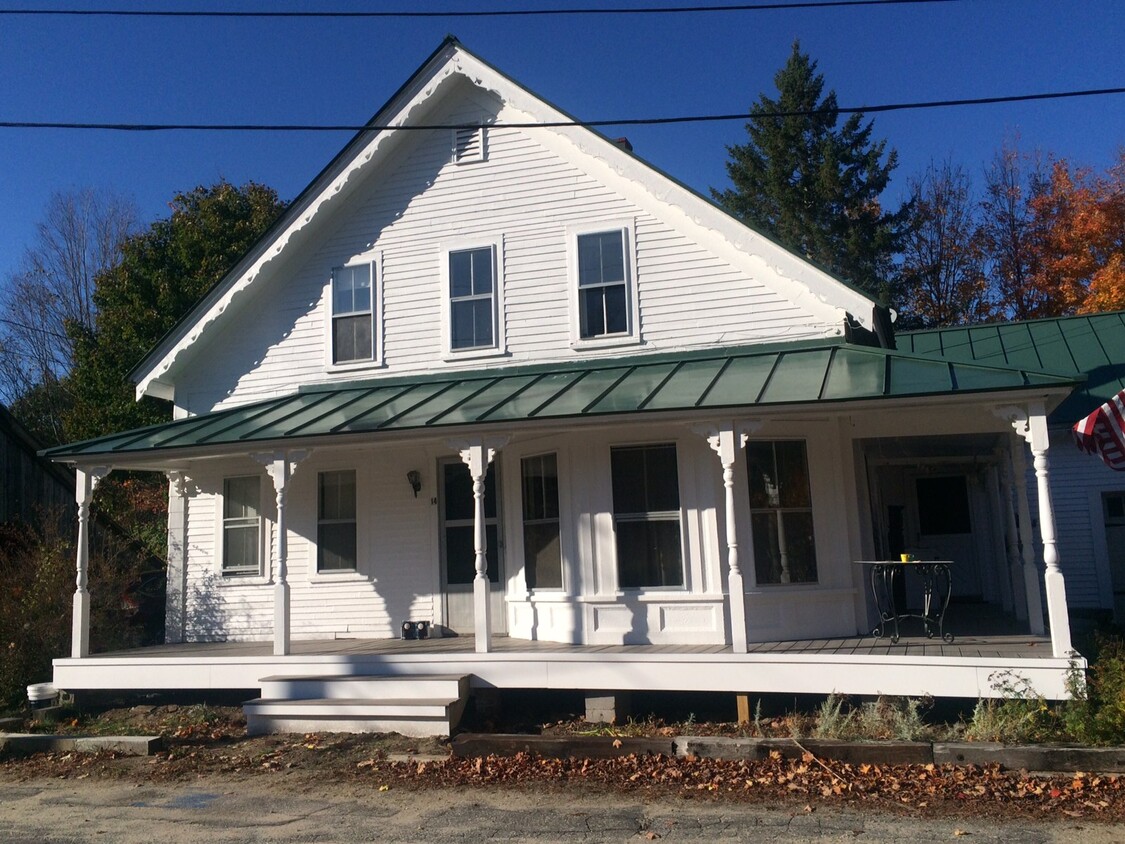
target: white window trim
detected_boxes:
[325,253,383,372]
[439,235,507,361]
[608,440,687,593]
[567,219,642,350]
[215,475,271,586]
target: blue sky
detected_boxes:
[1,0,1123,282]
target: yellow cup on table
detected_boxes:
[900,553,914,562]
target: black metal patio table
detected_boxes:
[855,560,954,644]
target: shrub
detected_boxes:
[0,509,162,711]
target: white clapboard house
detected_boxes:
[45,39,1097,734]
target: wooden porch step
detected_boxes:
[258,673,466,702]
[245,674,470,737]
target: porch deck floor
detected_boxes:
[92,630,1055,661]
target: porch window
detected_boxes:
[449,246,496,350]
[318,470,357,572]
[611,443,683,588]
[521,453,561,590]
[747,440,818,584]
[577,229,630,339]
[331,263,374,364]
[222,476,261,576]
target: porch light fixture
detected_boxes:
[406,470,422,498]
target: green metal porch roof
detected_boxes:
[901,310,1125,424]
[44,339,1079,461]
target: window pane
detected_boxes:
[577,231,624,286]
[472,297,494,347]
[471,248,493,295]
[333,265,371,315]
[751,511,782,584]
[223,524,259,574]
[224,476,259,520]
[451,299,476,349]
[603,283,627,335]
[782,511,818,582]
[612,444,679,515]
[579,287,605,338]
[524,522,561,589]
[450,251,473,298]
[443,462,496,521]
[318,522,356,571]
[615,520,683,588]
[445,525,499,584]
[319,470,356,520]
[916,476,972,535]
[775,441,811,508]
[333,313,372,363]
[521,454,559,521]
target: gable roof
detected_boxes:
[47,338,1078,464]
[900,310,1125,424]
[129,37,878,403]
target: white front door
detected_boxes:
[439,458,506,635]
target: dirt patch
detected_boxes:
[4,705,1125,823]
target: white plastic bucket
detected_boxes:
[27,682,58,709]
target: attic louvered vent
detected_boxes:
[452,125,485,164]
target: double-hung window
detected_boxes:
[521,453,562,590]
[577,229,630,339]
[611,444,683,588]
[331,263,374,364]
[746,440,818,584]
[449,246,496,351]
[222,476,261,577]
[318,470,357,572]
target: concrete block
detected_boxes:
[675,737,933,765]
[585,691,631,725]
[0,734,161,756]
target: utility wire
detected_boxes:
[2,86,1122,133]
[0,1,974,19]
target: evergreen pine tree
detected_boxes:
[713,42,905,303]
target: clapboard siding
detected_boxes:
[177,90,828,415]
[1023,429,1125,611]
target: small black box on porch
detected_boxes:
[400,620,430,640]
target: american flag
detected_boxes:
[1074,388,1125,471]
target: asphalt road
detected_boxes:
[2,778,1124,843]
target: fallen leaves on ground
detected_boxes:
[7,741,1125,822]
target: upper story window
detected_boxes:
[331,262,375,365]
[222,476,262,577]
[578,230,629,339]
[747,440,817,585]
[442,239,505,358]
[569,222,639,348]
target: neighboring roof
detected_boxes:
[0,403,75,489]
[129,37,878,402]
[901,311,1125,424]
[45,340,1079,462]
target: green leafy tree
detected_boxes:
[713,42,905,303]
[66,181,285,443]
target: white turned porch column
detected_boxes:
[1002,405,1070,655]
[72,466,110,658]
[255,449,310,657]
[1010,433,1047,635]
[452,436,508,654]
[695,422,758,653]
[164,471,193,644]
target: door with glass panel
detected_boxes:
[439,458,506,634]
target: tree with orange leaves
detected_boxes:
[1029,151,1125,314]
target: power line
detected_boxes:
[1,86,1122,133]
[0,1,974,20]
